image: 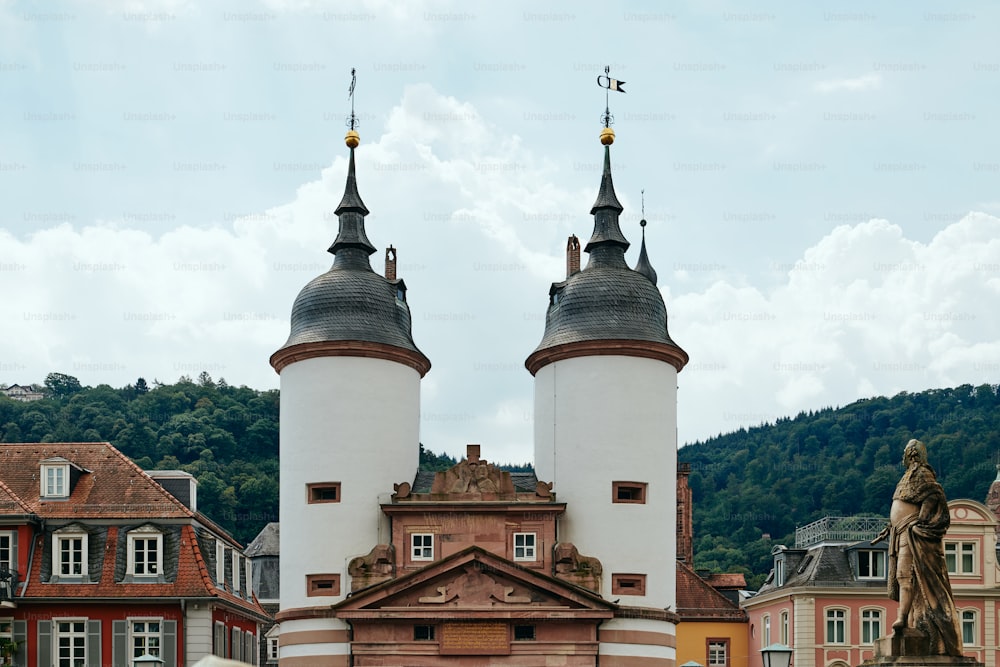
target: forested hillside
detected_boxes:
[0,372,526,544]
[683,383,1000,588]
[3,376,997,579]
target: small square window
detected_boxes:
[307,482,341,504]
[128,531,162,577]
[513,625,535,641]
[513,533,536,561]
[411,534,434,561]
[612,481,647,504]
[858,550,886,579]
[306,574,340,596]
[414,625,435,641]
[611,573,646,596]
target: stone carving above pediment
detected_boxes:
[553,542,602,594]
[348,544,395,592]
[416,564,531,605]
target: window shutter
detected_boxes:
[112,620,127,667]
[231,628,241,661]
[37,621,51,667]
[13,620,26,667]
[86,620,101,667]
[162,621,177,667]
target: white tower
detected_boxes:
[525,127,688,665]
[270,130,430,665]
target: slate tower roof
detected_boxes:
[525,132,688,375]
[270,137,430,376]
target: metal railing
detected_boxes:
[795,515,888,548]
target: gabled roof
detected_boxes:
[676,561,747,622]
[335,545,616,621]
[0,443,193,519]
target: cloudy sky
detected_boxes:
[2,0,998,463]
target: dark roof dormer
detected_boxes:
[39,456,88,500]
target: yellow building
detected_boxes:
[676,560,749,667]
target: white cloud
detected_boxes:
[2,83,998,463]
[813,73,882,94]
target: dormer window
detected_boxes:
[52,527,88,580]
[857,549,886,579]
[127,527,162,577]
[774,557,785,586]
[42,463,68,498]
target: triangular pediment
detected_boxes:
[335,546,615,620]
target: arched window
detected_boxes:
[762,614,771,646]
[780,610,789,645]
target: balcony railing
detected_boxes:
[795,515,888,548]
[0,566,18,605]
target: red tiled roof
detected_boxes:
[0,478,33,515]
[2,442,269,621]
[676,561,747,621]
[0,443,193,519]
[705,572,747,589]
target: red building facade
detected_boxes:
[0,442,269,667]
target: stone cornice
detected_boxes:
[525,339,688,376]
[270,340,431,376]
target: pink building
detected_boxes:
[742,500,1000,667]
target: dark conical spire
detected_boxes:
[584,137,630,266]
[634,220,658,285]
[329,146,376,257]
[590,144,623,215]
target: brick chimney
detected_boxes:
[566,235,580,277]
[677,462,693,564]
[385,245,397,281]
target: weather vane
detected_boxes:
[596,65,626,128]
[640,189,648,232]
[347,67,359,131]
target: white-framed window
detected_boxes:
[0,532,13,572]
[0,617,13,642]
[961,610,976,646]
[130,619,161,659]
[53,530,88,578]
[41,464,70,498]
[858,550,886,578]
[411,534,433,561]
[266,636,278,663]
[127,528,162,577]
[232,551,241,595]
[861,608,883,644]
[774,558,785,586]
[945,542,976,574]
[762,614,771,646]
[780,610,789,645]
[708,639,728,667]
[825,608,846,644]
[216,542,225,586]
[513,533,536,561]
[54,619,87,667]
[244,558,253,598]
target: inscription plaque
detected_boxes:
[440,622,510,655]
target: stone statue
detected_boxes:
[872,439,962,656]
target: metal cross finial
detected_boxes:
[347,67,359,130]
[641,189,646,218]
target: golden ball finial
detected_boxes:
[345,130,360,149]
[600,127,615,146]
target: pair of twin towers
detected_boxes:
[268,122,690,667]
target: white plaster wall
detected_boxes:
[533,355,678,607]
[185,604,213,665]
[279,356,421,609]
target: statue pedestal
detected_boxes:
[857,629,983,667]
